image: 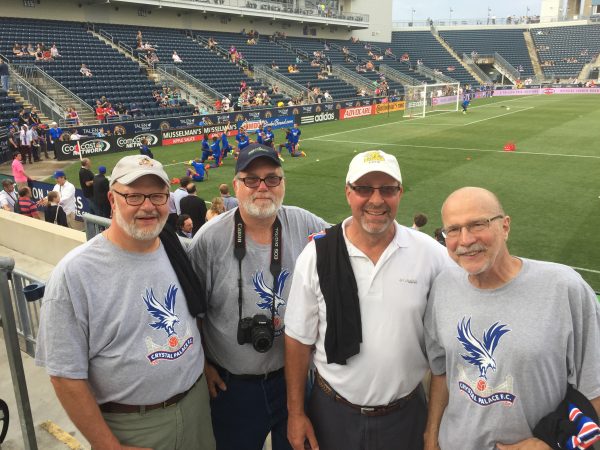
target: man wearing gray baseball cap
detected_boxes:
[285,150,451,450]
[36,154,215,450]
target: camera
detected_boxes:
[237,314,274,353]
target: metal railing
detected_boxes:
[156,65,214,111]
[14,64,94,118]
[332,65,375,93]
[379,64,421,86]
[8,65,64,124]
[0,257,41,450]
[392,14,595,28]
[493,52,521,82]
[462,53,494,84]
[415,63,459,84]
[254,65,309,98]
[161,64,224,103]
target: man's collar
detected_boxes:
[341,218,409,256]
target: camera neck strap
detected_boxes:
[233,208,282,323]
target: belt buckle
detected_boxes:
[360,407,375,415]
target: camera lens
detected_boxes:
[252,327,273,353]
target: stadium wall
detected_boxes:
[0,209,85,266]
[347,0,392,42]
[0,0,363,40]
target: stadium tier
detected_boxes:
[439,29,535,77]
[391,31,478,86]
[0,91,25,129]
[0,18,195,119]
[531,24,600,78]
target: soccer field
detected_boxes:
[58,94,600,290]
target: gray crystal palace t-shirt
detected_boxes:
[36,235,204,405]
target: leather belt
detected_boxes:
[212,361,284,381]
[99,374,203,414]
[315,371,416,417]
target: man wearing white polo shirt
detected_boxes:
[285,150,450,450]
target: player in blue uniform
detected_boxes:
[186,157,207,182]
[290,123,301,147]
[220,122,233,159]
[263,125,275,149]
[278,128,305,158]
[139,138,154,159]
[254,124,265,145]
[235,127,250,156]
[210,136,222,167]
[201,133,211,162]
[461,98,470,114]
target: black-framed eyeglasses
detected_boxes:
[442,215,504,239]
[348,184,402,198]
[237,175,283,188]
[112,190,169,206]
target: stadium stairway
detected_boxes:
[431,33,487,84]
[523,30,545,80]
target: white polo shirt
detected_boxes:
[285,218,451,406]
[53,180,76,215]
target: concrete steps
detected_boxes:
[523,30,545,80]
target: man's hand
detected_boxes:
[497,437,552,450]
[287,412,319,450]
[423,433,441,450]
[204,362,226,398]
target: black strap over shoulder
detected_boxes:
[315,223,362,365]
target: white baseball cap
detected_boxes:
[110,155,170,187]
[346,150,402,185]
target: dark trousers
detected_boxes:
[210,368,292,450]
[308,381,427,450]
[20,145,32,163]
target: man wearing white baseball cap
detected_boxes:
[285,150,451,450]
[36,154,215,450]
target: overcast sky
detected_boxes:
[392,0,542,23]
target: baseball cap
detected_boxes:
[53,170,66,178]
[235,143,281,174]
[346,150,402,185]
[109,155,169,187]
[98,165,107,174]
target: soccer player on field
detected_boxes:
[220,122,233,159]
[263,125,275,149]
[210,136,222,167]
[201,133,211,162]
[235,126,250,156]
[461,98,470,114]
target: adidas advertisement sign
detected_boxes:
[300,111,338,125]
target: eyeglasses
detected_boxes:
[441,215,504,239]
[348,184,402,198]
[112,190,169,206]
[237,175,283,188]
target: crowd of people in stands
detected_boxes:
[12,42,60,62]
[152,85,184,108]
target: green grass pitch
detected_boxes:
[56,94,600,290]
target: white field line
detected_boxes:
[571,266,600,275]
[462,107,535,126]
[310,139,600,160]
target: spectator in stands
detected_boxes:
[173,176,192,215]
[129,101,142,118]
[207,37,217,50]
[25,43,35,56]
[65,107,80,126]
[219,183,238,211]
[205,197,225,222]
[18,187,40,219]
[11,152,29,190]
[176,214,194,238]
[38,170,77,228]
[28,107,40,126]
[0,59,9,92]
[20,125,33,164]
[13,43,25,57]
[70,129,82,141]
[222,96,231,112]
[50,43,61,58]
[412,212,428,231]
[365,60,374,71]
[180,183,207,235]
[0,179,18,212]
[93,166,111,218]
[48,122,62,159]
[136,30,143,48]
[79,158,96,214]
[172,51,183,63]
[104,104,117,119]
[44,191,68,227]
[80,64,93,77]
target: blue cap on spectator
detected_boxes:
[98,166,107,174]
[53,170,66,178]
[235,143,281,174]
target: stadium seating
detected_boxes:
[440,29,535,77]
[0,18,194,119]
[0,91,24,129]
[530,24,600,78]
[391,31,478,86]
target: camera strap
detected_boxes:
[233,209,282,324]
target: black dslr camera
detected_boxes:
[237,314,274,353]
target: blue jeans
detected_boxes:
[1,75,8,92]
[210,367,292,450]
